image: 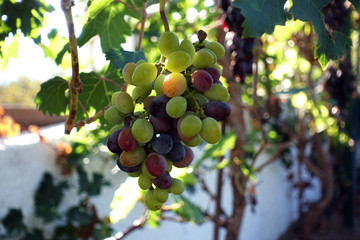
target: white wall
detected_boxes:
[0,123,321,240]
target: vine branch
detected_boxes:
[114,210,149,240]
[62,0,82,134]
[137,4,147,50]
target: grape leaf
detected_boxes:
[0,36,19,71]
[1,209,26,236]
[173,195,205,224]
[232,0,288,37]
[34,77,69,117]
[350,0,360,12]
[105,48,147,70]
[290,0,352,68]
[56,0,141,64]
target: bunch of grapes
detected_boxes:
[104,31,231,211]
[221,0,255,83]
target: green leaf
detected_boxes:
[232,0,288,37]
[56,0,141,64]
[34,173,68,222]
[105,48,146,70]
[290,0,351,68]
[66,206,94,225]
[34,77,69,117]
[173,195,205,224]
[1,209,26,236]
[110,177,140,223]
[0,36,19,71]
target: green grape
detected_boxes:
[122,62,137,85]
[154,74,165,95]
[104,106,125,124]
[132,85,152,102]
[166,51,192,73]
[179,39,195,63]
[192,48,215,69]
[132,63,158,86]
[200,117,221,144]
[203,84,230,102]
[142,161,156,179]
[166,96,187,118]
[205,41,225,59]
[162,72,187,98]
[128,169,142,178]
[154,188,169,203]
[131,118,154,143]
[158,32,179,57]
[138,173,152,190]
[202,48,217,64]
[183,134,202,147]
[115,92,135,114]
[180,114,202,137]
[144,189,163,211]
[166,159,173,173]
[169,178,185,195]
[136,59,146,65]
[111,91,120,105]
[120,146,146,167]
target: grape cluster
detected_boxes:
[221,0,255,83]
[105,31,231,211]
[322,0,349,32]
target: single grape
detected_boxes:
[169,178,185,195]
[166,142,186,162]
[149,94,170,118]
[205,41,225,59]
[191,70,213,92]
[183,134,202,147]
[122,62,137,85]
[128,168,142,177]
[145,153,167,177]
[149,115,171,133]
[158,32,179,57]
[166,96,187,118]
[179,38,196,62]
[111,91,120,105]
[115,92,134,114]
[203,84,230,102]
[166,159,173,173]
[132,85,152,102]
[204,101,231,121]
[152,172,173,189]
[136,59,146,65]
[124,115,133,128]
[117,156,142,173]
[200,117,221,144]
[132,63,158,86]
[104,106,125,125]
[166,127,181,143]
[107,129,123,154]
[166,51,192,73]
[180,114,202,137]
[203,67,221,83]
[118,127,138,152]
[154,74,165,95]
[151,133,173,154]
[144,189,163,211]
[173,145,194,168]
[192,48,215,69]
[142,161,156,179]
[138,173,152,190]
[131,118,154,143]
[212,63,223,76]
[162,72,187,98]
[154,187,169,203]
[119,145,146,167]
[202,48,217,64]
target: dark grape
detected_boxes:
[191,70,213,92]
[118,127,138,152]
[173,145,194,168]
[145,153,167,177]
[107,129,123,154]
[152,172,173,189]
[203,67,220,83]
[149,94,170,118]
[204,101,231,121]
[166,142,185,162]
[117,156,142,173]
[149,115,171,133]
[166,127,181,143]
[152,133,173,154]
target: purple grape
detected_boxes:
[191,70,213,92]
[107,129,123,154]
[149,94,170,118]
[166,142,185,162]
[152,172,173,189]
[149,115,171,133]
[151,133,173,154]
[166,127,181,143]
[204,101,231,121]
[145,153,167,177]
[203,67,220,83]
[116,156,141,173]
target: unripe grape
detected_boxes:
[138,173,152,190]
[205,41,225,59]
[166,96,187,118]
[166,51,192,73]
[132,63,158,86]
[179,39,196,62]
[203,84,230,102]
[192,48,215,69]
[122,62,137,85]
[162,72,187,98]
[158,32,179,57]
[169,178,185,195]
[104,106,125,124]
[154,188,169,203]
[115,92,134,114]
[119,145,146,167]
[180,115,202,137]
[131,118,154,143]
[154,74,166,95]
[200,117,221,144]
[144,189,163,211]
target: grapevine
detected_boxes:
[104,30,230,211]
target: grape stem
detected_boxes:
[74,104,111,129]
[160,0,170,32]
[137,4,147,50]
[61,0,82,135]
[100,76,122,89]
